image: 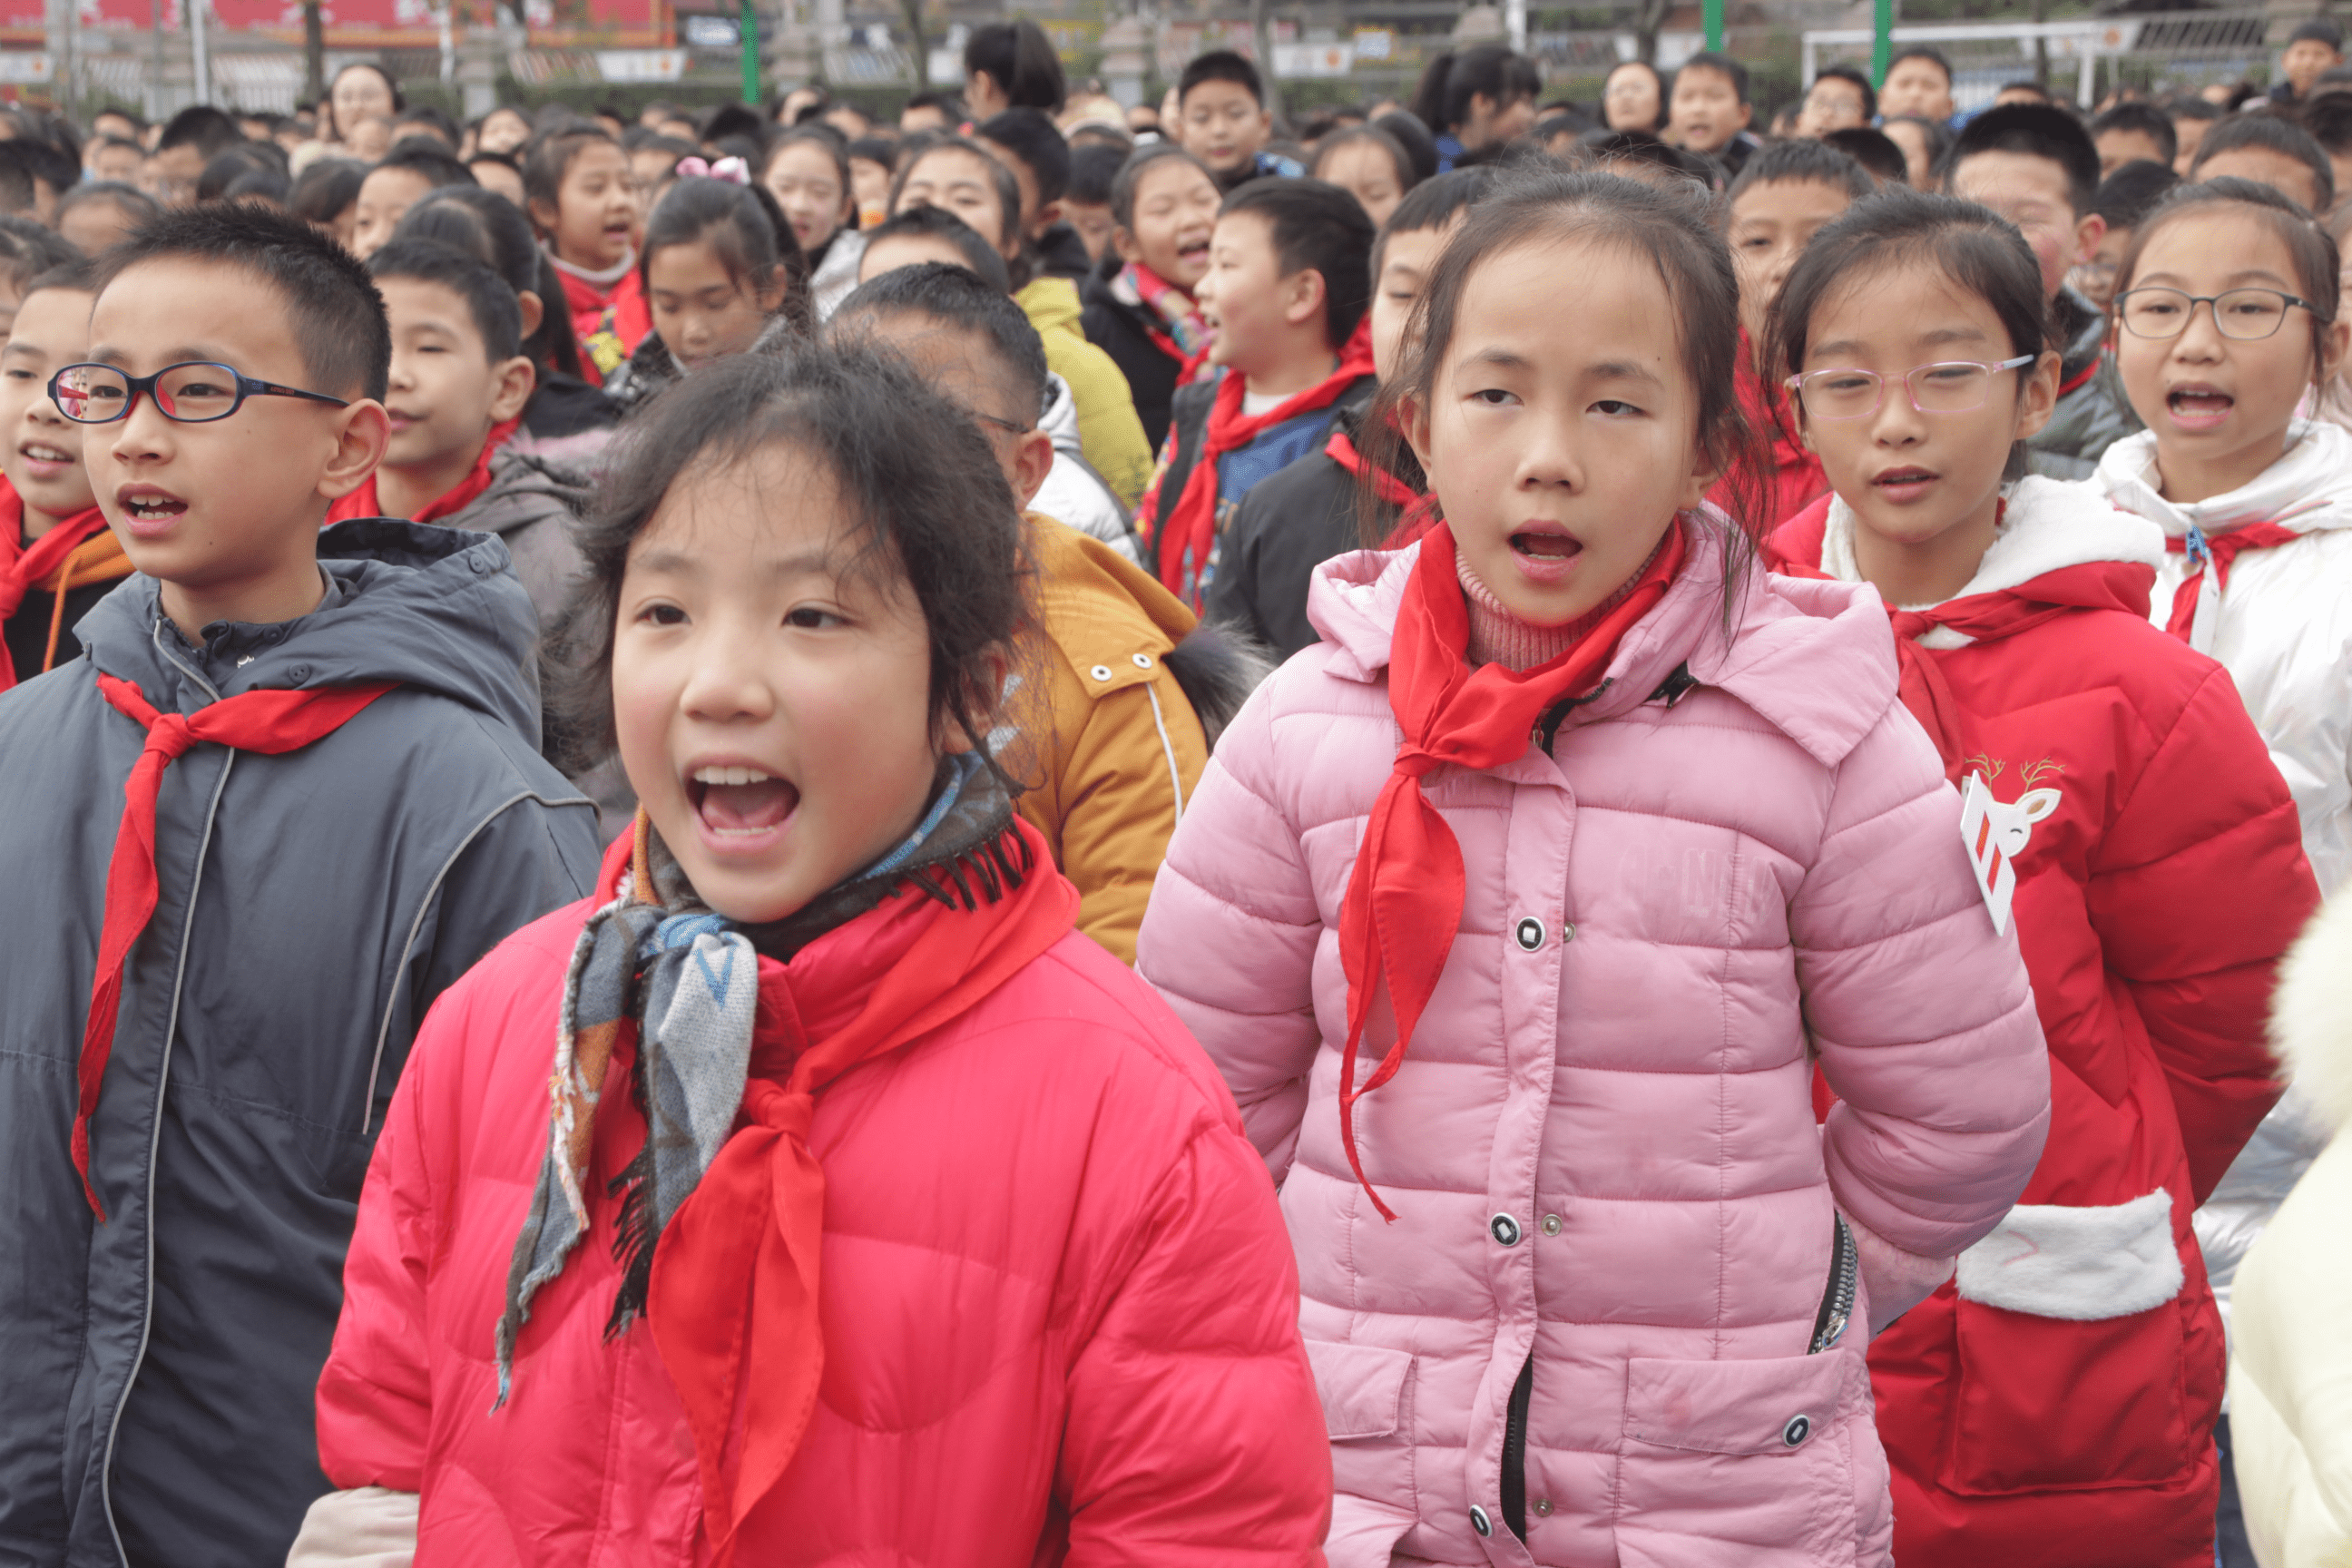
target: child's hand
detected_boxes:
[1846,1213,1956,1338]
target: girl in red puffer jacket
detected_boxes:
[290,343,1331,1568]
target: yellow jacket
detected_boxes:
[1017,276,1154,512]
[1006,515,1208,964]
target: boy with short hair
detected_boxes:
[2302,93,2352,214]
[1177,50,1305,191]
[349,141,477,259]
[1879,45,1956,122]
[330,240,587,628]
[0,201,600,1568]
[2077,157,2179,311]
[147,103,240,206]
[975,106,1093,282]
[1796,63,1876,137]
[0,260,132,691]
[2091,100,2180,176]
[2169,95,2222,173]
[2190,112,2336,213]
[857,202,1014,291]
[1063,141,1125,263]
[2270,15,2346,107]
[1946,102,2141,476]
[1139,177,1374,612]
[1210,169,1494,659]
[1667,50,1760,177]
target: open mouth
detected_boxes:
[687,763,800,838]
[19,441,74,474]
[1510,525,1583,561]
[117,486,188,530]
[2168,384,2234,422]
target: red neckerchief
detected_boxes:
[1769,497,2155,774]
[1708,328,1828,531]
[1324,426,1420,509]
[1,475,120,691]
[326,417,522,527]
[1149,334,1375,611]
[75,672,398,1217]
[2161,523,2302,642]
[612,811,1079,1565]
[1337,520,1686,1220]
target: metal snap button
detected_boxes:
[1131,652,1152,668]
[1562,921,1577,943]
[1469,1504,1493,1538]
[1533,1498,1553,1518]
[1514,916,1544,951]
[1490,1213,1521,1247]
[1782,1414,1811,1447]
[1540,1213,1563,1236]
[1090,664,1112,681]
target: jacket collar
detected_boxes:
[2097,417,2352,539]
[1812,475,2163,608]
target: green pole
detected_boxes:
[740,0,760,104]
[1703,0,1722,51]
[1872,0,1891,85]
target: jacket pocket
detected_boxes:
[1944,1191,2194,1494]
[1618,1350,1877,1567]
[1305,1338,1413,1440]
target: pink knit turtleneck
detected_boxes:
[1456,539,1667,671]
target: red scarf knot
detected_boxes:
[2161,519,2303,642]
[1335,521,1686,1220]
[74,671,397,1218]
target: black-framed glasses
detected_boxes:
[2114,287,2327,342]
[1784,355,2037,420]
[46,361,353,425]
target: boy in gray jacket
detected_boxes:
[0,202,602,1568]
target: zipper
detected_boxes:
[1500,1355,1534,1538]
[1808,1213,1857,1355]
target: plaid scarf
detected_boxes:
[1120,260,1211,367]
[494,752,1027,1399]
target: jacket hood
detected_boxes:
[1021,275,1083,334]
[466,448,593,539]
[75,517,548,742]
[1812,475,2164,609]
[1305,510,1897,769]
[1040,372,1083,460]
[2269,894,2352,1135]
[2097,418,2352,539]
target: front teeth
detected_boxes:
[692,765,773,785]
[22,445,70,463]
[127,498,176,516]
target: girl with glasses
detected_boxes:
[1767,184,2318,1568]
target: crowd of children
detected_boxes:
[1,24,2350,1568]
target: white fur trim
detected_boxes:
[1820,475,2166,642]
[1955,1191,2185,1319]
[2269,897,2352,1136]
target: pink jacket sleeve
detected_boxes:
[1136,686,1327,1180]
[1059,1123,1332,1564]
[1796,706,2052,1260]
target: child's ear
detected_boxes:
[317,399,391,503]
[1282,266,1329,332]
[515,289,545,342]
[1034,198,1063,239]
[526,197,559,237]
[2013,348,2063,443]
[489,356,537,425]
[1008,428,1056,509]
[1398,389,1435,474]
[1679,432,1728,512]
[2318,312,2352,392]
[937,645,1013,755]
[1110,225,1142,266]
[2071,211,2107,268]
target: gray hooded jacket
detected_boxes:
[0,520,602,1568]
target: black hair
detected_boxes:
[23,256,98,299]
[975,107,1071,208]
[1809,64,1878,122]
[371,141,476,192]
[965,18,1068,113]
[1219,177,1376,349]
[1597,59,1671,134]
[92,201,390,401]
[831,260,1051,424]
[156,105,241,159]
[368,237,523,359]
[1310,125,1419,202]
[1573,127,1718,189]
[393,184,588,383]
[1887,45,1954,83]
[1821,126,1905,184]
[520,123,619,232]
[1109,142,1216,230]
[639,174,808,329]
[2091,159,2180,228]
[2190,112,2337,211]
[469,148,523,177]
[2115,177,2341,384]
[1067,142,1124,207]
[1417,45,1540,137]
[2091,101,2180,168]
[857,204,1014,292]
[2169,96,2222,124]
[905,91,965,118]
[391,104,460,146]
[0,219,80,295]
[224,167,293,207]
[1949,102,2102,215]
[1372,163,1498,277]
[2306,92,2352,154]
[0,139,76,206]
[1179,49,1265,109]
[1883,114,1954,179]
[190,143,270,204]
[1770,186,2052,482]
[1676,50,1750,104]
[889,137,1024,259]
[699,103,768,147]
[290,157,367,228]
[1740,133,1881,206]
[848,134,899,169]
[54,180,158,235]
[1377,110,1442,182]
[2291,15,2346,51]
[0,148,40,215]
[550,342,1033,775]
[1362,169,1763,597]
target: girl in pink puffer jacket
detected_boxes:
[1136,169,2052,1567]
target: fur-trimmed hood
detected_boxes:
[2269,896,2352,1135]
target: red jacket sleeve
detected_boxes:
[1057,1122,1331,1564]
[2089,663,2317,1202]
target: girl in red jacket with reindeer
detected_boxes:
[1761,187,2318,1567]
